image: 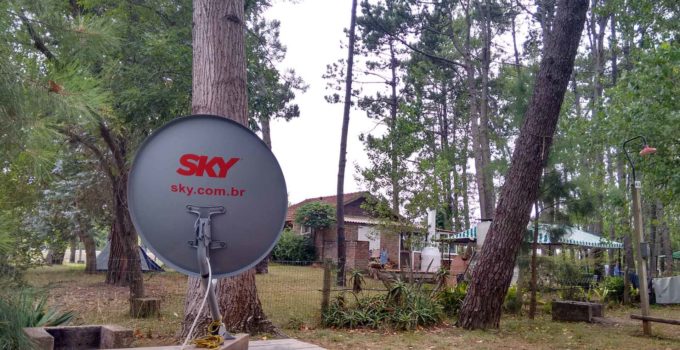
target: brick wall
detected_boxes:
[379,233,400,266]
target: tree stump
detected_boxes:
[130,297,161,318]
[552,300,603,322]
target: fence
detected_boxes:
[255,260,390,328]
[255,260,324,327]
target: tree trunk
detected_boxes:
[105,172,144,301]
[657,201,672,276]
[461,3,494,221]
[82,234,97,274]
[389,39,400,215]
[335,0,358,287]
[181,0,275,336]
[74,215,97,274]
[255,117,272,274]
[69,235,77,263]
[529,202,540,320]
[648,202,657,278]
[456,0,588,329]
[461,131,471,229]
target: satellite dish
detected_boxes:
[128,115,287,278]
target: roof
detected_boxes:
[439,224,623,249]
[286,192,368,222]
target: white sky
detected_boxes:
[264,1,378,205]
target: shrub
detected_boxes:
[323,281,443,330]
[601,276,624,302]
[504,285,523,314]
[271,229,315,262]
[294,202,335,229]
[0,289,75,350]
[437,282,468,316]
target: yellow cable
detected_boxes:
[190,320,225,349]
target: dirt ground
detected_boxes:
[26,264,680,349]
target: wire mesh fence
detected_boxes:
[255,260,394,328]
[255,260,324,327]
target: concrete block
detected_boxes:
[552,300,604,322]
[23,327,54,350]
[101,325,134,348]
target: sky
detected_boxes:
[264,1,379,205]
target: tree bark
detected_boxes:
[649,201,658,277]
[74,214,97,274]
[181,0,275,336]
[461,130,471,229]
[255,117,272,274]
[106,170,145,300]
[529,202,540,320]
[657,201,672,276]
[464,3,494,220]
[69,235,76,263]
[456,0,588,329]
[335,0,358,287]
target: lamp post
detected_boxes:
[623,135,656,336]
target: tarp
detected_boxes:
[96,242,164,272]
[673,251,680,260]
[652,276,680,304]
[443,224,623,249]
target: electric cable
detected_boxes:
[181,256,212,349]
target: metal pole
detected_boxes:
[189,205,232,340]
[631,182,651,335]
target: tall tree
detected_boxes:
[457,0,588,329]
[181,0,275,335]
[336,0,359,287]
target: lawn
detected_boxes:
[25,264,680,349]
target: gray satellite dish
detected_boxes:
[128,115,287,279]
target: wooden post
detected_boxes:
[321,260,332,315]
[631,183,651,335]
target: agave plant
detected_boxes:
[349,269,365,294]
[15,290,75,327]
[1,289,74,350]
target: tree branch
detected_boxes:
[98,122,126,173]
[19,12,57,62]
[56,127,115,182]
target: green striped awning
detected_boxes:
[442,224,623,249]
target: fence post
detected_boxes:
[321,259,332,315]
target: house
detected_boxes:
[285,192,402,270]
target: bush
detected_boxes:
[437,282,468,316]
[600,276,624,302]
[294,202,335,229]
[504,285,523,314]
[323,280,443,330]
[271,229,315,262]
[0,289,75,350]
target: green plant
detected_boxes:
[294,202,336,229]
[323,281,443,330]
[271,229,315,262]
[504,285,523,314]
[600,276,624,302]
[349,269,365,293]
[17,292,75,327]
[541,299,552,314]
[436,282,468,316]
[0,289,75,350]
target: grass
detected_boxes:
[24,263,680,349]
